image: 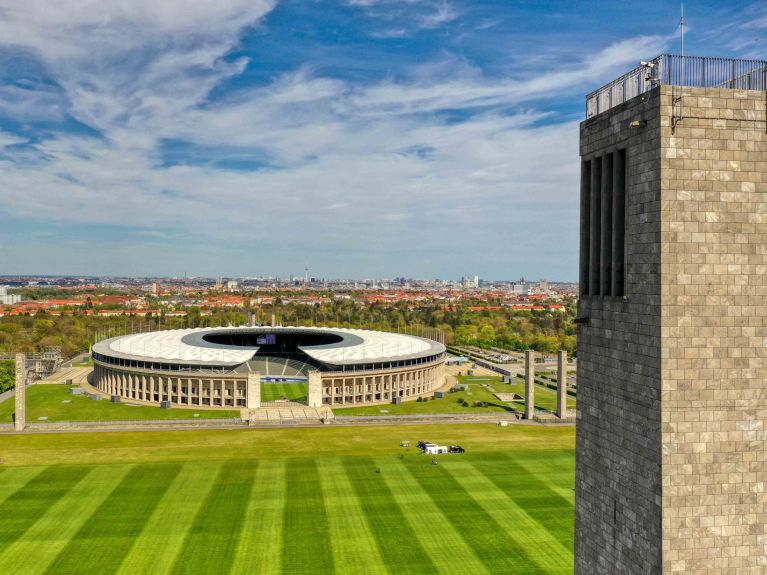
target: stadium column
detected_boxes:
[14,353,25,432]
[557,350,567,419]
[246,372,261,409]
[307,371,322,408]
[524,350,535,420]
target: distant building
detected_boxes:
[461,274,477,289]
[510,278,528,295]
[0,286,21,305]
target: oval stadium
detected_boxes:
[91,326,446,409]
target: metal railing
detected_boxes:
[586,54,767,118]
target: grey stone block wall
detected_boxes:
[577,85,767,574]
[576,87,664,574]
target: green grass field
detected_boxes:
[0,424,575,574]
[0,376,574,423]
[261,381,308,403]
[335,375,576,416]
[0,385,240,423]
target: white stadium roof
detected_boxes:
[93,326,444,367]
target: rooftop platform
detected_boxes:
[587,54,767,118]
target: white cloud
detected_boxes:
[346,0,460,36]
[420,1,461,28]
[0,131,27,148]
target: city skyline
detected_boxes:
[1,1,765,278]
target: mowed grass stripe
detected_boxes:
[46,463,182,575]
[375,457,490,575]
[343,457,438,575]
[0,465,131,575]
[496,453,575,549]
[171,460,257,575]
[403,458,546,575]
[0,467,45,507]
[444,460,572,574]
[0,466,89,550]
[116,462,220,575]
[231,460,286,575]
[509,450,575,504]
[316,459,387,575]
[282,459,334,575]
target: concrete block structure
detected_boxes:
[246,373,260,409]
[307,371,322,408]
[576,54,767,574]
[524,349,535,419]
[556,350,567,418]
[14,353,25,431]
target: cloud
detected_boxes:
[0,1,274,132]
[0,131,27,148]
[347,0,461,37]
[420,1,461,28]
[335,35,669,117]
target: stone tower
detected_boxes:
[14,353,25,431]
[576,55,767,574]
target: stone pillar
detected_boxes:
[307,371,322,408]
[524,350,535,420]
[246,372,261,409]
[14,353,25,432]
[557,350,568,419]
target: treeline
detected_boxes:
[0,300,577,358]
[0,360,14,393]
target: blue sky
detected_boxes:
[0,0,764,280]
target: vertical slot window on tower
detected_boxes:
[581,148,627,298]
[580,160,591,296]
[600,153,613,296]
[612,149,626,297]
[589,156,602,295]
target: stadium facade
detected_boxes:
[91,326,446,409]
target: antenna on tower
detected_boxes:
[671,3,686,133]
[680,3,685,83]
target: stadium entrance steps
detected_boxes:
[39,366,93,385]
[241,403,334,425]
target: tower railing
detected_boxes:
[586,54,767,118]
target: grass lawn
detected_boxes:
[261,382,308,403]
[0,384,240,423]
[0,424,574,574]
[335,375,576,416]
